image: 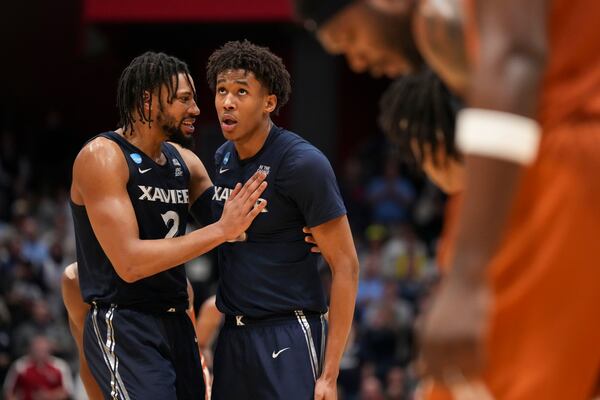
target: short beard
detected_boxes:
[164,122,194,149]
[157,112,194,149]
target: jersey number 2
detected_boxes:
[161,211,180,238]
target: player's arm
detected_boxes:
[195,295,222,370]
[309,215,359,399]
[453,0,549,280]
[419,0,549,381]
[284,149,358,399]
[61,263,104,400]
[71,138,267,283]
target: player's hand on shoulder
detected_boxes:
[303,227,321,253]
[216,171,268,241]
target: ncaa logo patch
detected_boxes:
[130,153,142,164]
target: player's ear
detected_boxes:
[143,90,153,120]
[264,94,277,114]
[143,90,151,106]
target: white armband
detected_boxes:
[456,108,541,165]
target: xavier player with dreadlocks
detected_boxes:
[379,70,464,195]
[69,51,268,399]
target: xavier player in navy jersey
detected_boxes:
[69,51,267,399]
[206,41,359,400]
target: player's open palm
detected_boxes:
[218,171,268,241]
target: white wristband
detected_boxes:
[456,108,541,165]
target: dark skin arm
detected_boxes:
[419,0,549,381]
[309,215,359,400]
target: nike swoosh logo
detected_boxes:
[219,167,230,174]
[272,347,290,359]
[138,167,152,174]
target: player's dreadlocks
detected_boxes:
[378,70,462,166]
[206,40,291,115]
[117,51,195,133]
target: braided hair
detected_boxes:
[206,40,291,115]
[117,51,194,133]
[378,70,462,166]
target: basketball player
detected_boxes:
[70,51,268,399]
[299,1,600,398]
[207,40,359,400]
[294,0,467,95]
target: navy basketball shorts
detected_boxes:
[83,303,206,400]
[212,310,327,400]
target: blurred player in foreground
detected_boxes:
[298,0,600,398]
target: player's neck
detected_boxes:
[116,124,167,164]
[234,118,273,160]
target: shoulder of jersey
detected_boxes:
[215,141,234,163]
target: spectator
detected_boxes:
[3,335,72,400]
[12,301,73,361]
[18,217,48,269]
[381,224,429,280]
[359,375,385,400]
[366,158,415,225]
[356,225,387,308]
[385,366,408,400]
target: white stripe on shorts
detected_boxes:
[294,310,319,381]
[91,304,130,400]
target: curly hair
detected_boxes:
[206,40,291,115]
[378,70,463,166]
[117,51,194,133]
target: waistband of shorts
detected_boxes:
[223,310,324,327]
[90,301,189,314]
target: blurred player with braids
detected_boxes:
[69,51,267,399]
[378,70,464,194]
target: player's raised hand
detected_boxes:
[217,171,268,241]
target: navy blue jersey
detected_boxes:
[71,131,191,310]
[211,125,346,317]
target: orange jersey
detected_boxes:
[463,0,600,130]
[424,2,600,399]
[539,0,600,129]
